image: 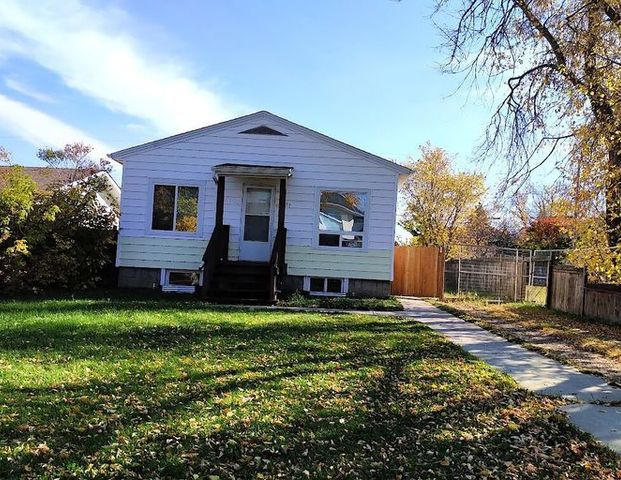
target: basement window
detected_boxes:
[161,269,202,293]
[304,277,349,296]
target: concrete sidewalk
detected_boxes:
[399,298,621,454]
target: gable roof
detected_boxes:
[109,111,411,175]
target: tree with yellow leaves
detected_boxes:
[400,144,486,248]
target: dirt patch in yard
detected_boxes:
[435,300,621,387]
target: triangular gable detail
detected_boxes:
[239,125,287,136]
[109,111,411,174]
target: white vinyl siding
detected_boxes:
[117,236,207,270]
[286,246,392,280]
[116,115,402,280]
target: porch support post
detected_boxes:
[278,178,286,229]
[215,176,225,227]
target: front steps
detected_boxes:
[203,261,273,303]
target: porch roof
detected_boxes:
[212,163,293,178]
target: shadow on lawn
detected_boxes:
[0,318,423,355]
[1,302,619,478]
[0,295,219,315]
[1,325,457,419]
[0,331,465,476]
[2,339,617,479]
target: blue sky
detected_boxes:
[0,0,542,187]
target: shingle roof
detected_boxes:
[0,166,96,190]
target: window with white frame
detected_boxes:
[304,276,349,296]
[151,184,199,233]
[318,191,367,248]
[161,269,202,293]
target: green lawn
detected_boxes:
[0,296,618,479]
[277,292,404,311]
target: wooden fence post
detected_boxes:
[545,253,556,309]
[581,267,587,317]
[457,246,462,297]
[437,247,445,300]
[513,249,519,302]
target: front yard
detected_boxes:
[0,296,619,479]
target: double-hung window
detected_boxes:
[151,184,199,233]
[318,191,367,248]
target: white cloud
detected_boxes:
[126,123,148,132]
[0,93,112,160]
[0,93,123,181]
[4,76,55,103]
[0,0,241,136]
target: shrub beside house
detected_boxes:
[0,165,119,293]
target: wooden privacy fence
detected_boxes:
[547,264,621,325]
[392,246,445,298]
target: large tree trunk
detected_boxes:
[606,147,621,247]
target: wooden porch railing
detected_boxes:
[201,224,229,298]
[269,226,287,301]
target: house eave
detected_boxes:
[108,154,123,164]
[107,110,412,175]
[212,163,294,179]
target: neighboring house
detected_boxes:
[0,166,121,216]
[395,224,415,246]
[110,111,410,299]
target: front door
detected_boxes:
[239,186,273,261]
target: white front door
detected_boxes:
[239,186,274,261]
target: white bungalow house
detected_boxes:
[110,111,410,300]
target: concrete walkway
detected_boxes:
[399,298,621,454]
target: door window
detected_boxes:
[244,188,271,242]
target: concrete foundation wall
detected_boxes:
[281,275,304,293]
[118,267,161,289]
[348,278,391,298]
[282,275,391,298]
[119,267,392,299]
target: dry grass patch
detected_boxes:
[436,299,621,384]
[439,300,621,360]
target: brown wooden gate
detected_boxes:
[392,246,445,298]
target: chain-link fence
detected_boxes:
[444,246,563,303]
